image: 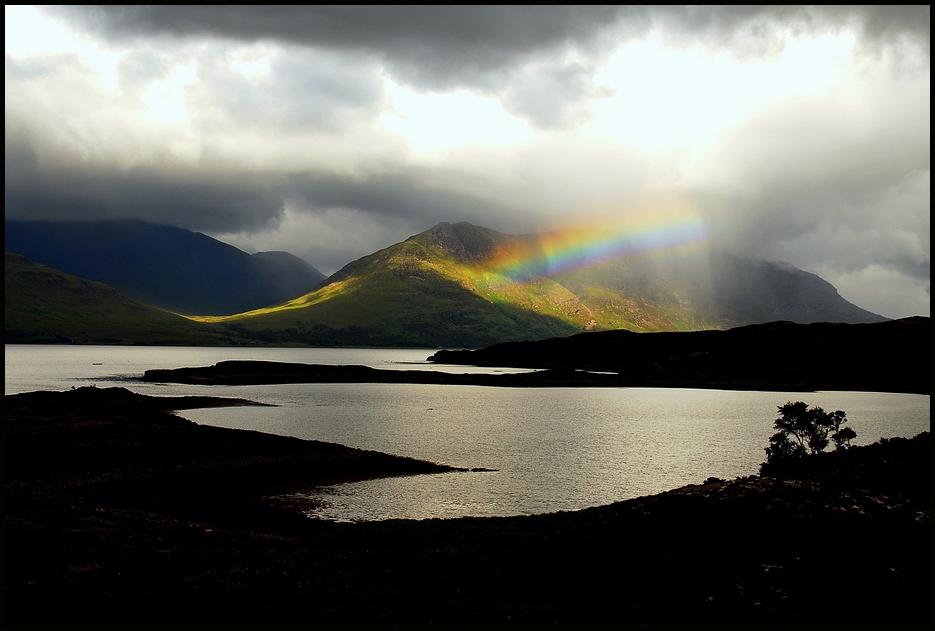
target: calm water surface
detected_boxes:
[6,344,929,522]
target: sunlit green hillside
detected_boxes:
[186,222,722,346]
[190,234,581,347]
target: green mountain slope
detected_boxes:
[189,222,884,347]
[5,252,241,345]
[194,229,581,347]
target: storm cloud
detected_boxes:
[5,124,287,233]
[55,6,930,69]
[51,6,929,128]
[4,6,930,317]
[5,120,524,270]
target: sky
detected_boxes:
[4,6,930,319]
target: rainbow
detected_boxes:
[491,212,707,280]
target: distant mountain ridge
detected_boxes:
[188,221,884,347]
[5,220,325,315]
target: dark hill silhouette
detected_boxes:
[4,251,239,345]
[5,220,325,315]
[430,317,929,394]
[138,318,927,393]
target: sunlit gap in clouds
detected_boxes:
[141,63,198,123]
[587,31,856,153]
[378,76,534,154]
[5,5,121,92]
[489,200,708,281]
[227,44,275,80]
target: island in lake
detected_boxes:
[142,318,930,394]
[5,386,929,625]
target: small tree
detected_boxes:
[828,410,857,450]
[764,401,856,465]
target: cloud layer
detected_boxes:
[5,6,930,318]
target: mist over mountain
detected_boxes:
[5,220,325,315]
[194,221,884,347]
[707,253,885,327]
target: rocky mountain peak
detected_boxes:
[419,222,501,265]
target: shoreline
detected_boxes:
[5,387,929,625]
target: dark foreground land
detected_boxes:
[5,387,930,625]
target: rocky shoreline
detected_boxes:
[5,387,930,625]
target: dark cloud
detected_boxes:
[5,121,521,237]
[54,6,930,74]
[4,125,287,233]
[52,6,631,85]
[208,176,527,275]
[49,6,929,131]
[696,95,930,296]
[652,6,929,58]
[839,5,930,46]
[47,6,930,134]
[286,170,521,227]
[50,6,635,130]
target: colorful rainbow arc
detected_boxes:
[492,217,706,280]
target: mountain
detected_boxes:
[190,222,885,347]
[196,223,582,347]
[250,250,327,304]
[4,252,242,345]
[4,220,325,315]
[706,253,884,327]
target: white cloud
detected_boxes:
[5,5,79,58]
[140,62,197,122]
[587,31,856,153]
[379,77,534,156]
[5,5,121,92]
[227,44,274,80]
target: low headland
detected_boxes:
[5,386,929,625]
[431,316,931,395]
[140,318,930,394]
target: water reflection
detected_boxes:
[181,385,929,521]
[5,345,930,522]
